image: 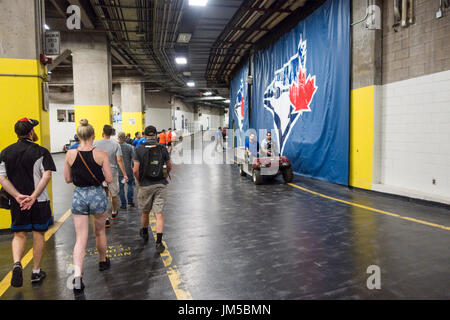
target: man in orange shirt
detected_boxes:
[159,129,167,147]
[167,128,173,153]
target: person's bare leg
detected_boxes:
[141,210,150,228]
[155,213,164,234]
[72,215,89,277]
[112,196,118,213]
[93,212,107,262]
[12,232,27,263]
[32,231,45,270]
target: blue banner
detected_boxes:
[228,62,249,147]
[251,0,350,185]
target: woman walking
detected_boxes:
[64,119,113,293]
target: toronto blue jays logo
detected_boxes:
[233,79,246,130]
[263,36,318,154]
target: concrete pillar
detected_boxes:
[349,0,383,190]
[0,0,51,230]
[120,81,145,136]
[67,33,112,139]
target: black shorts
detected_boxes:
[10,200,54,233]
[167,142,172,147]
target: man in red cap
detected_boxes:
[0,118,56,288]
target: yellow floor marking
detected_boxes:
[149,215,193,300]
[288,183,450,231]
[0,210,72,298]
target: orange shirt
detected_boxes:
[167,131,172,143]
[159,132,167,144]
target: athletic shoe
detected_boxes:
[73,277,85,293]
[111,212,118,220]
[105,219,111,228]
[155,243,165,254]
[31,270,46,283]
[11,262,23,288]
[129,202,135,208]
[120,205,127,210]
[140,228,149,242]
[99,257,111,271]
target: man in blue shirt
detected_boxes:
[245,133,259,161]
[69,134,80,150]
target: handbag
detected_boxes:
[77,150,110,197]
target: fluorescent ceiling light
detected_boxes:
[203,91,213,96]
[183,71,192,76]
[189,0,208,6]
[177,33,192,43]
[175,57,187,65]
[187,81,195,87]
[44,24,50,30]
[224,99,230,103]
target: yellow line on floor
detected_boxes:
[0,209,72,298]
[288,183,450,231]
[149,215,193,300]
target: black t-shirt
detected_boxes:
[0,139,56,202]
[135,140,170,186]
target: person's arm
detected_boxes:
[0,176,29,207]
[117,156,129,183]
[260,140,268,155]
[100,151,113,183]
[64,151,73,183]
[133,161,140,183]
[21,170,52,210]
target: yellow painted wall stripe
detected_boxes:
[0,58,50,230]
[350,86,374,190]
[74,105,111,141]
[122,112,144,137]
[149,215,193,300]
[0,210,72,298]
[288,183,450,231]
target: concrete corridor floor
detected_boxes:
[0,152,449,300]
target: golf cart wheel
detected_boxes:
[252,169,263,185]
[282,167,293,183]
[239,164,246,176]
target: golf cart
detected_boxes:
[236,147,293,185]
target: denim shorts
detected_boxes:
[72,186,108,215]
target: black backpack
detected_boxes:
[141,144,165,180]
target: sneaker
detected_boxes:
[105,219,111,228]
[140,228,149,242]
[31,270,46,283]
[129,202,135,208]
[120,205,127,210]
[73,277,85,293]
[155,243,165,254]
[11,262,23,288]
[99,257,111,271]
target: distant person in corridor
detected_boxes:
[118,132,136,209]
[0,118,56,288]
[94,125,129,227]
[64,119,113,293]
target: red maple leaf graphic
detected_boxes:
[289,68,316,112]
[240,94,245,118]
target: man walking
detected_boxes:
[118,132,135,209]
[0,118,56,287]
[94,125,129,227]
[133,126,172,253]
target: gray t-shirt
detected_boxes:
[94,138,122,176]
[119,142,135,178]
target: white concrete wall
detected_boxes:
[374,70,450,202]
[49,104,75,153]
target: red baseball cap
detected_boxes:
[14,118,39,136]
